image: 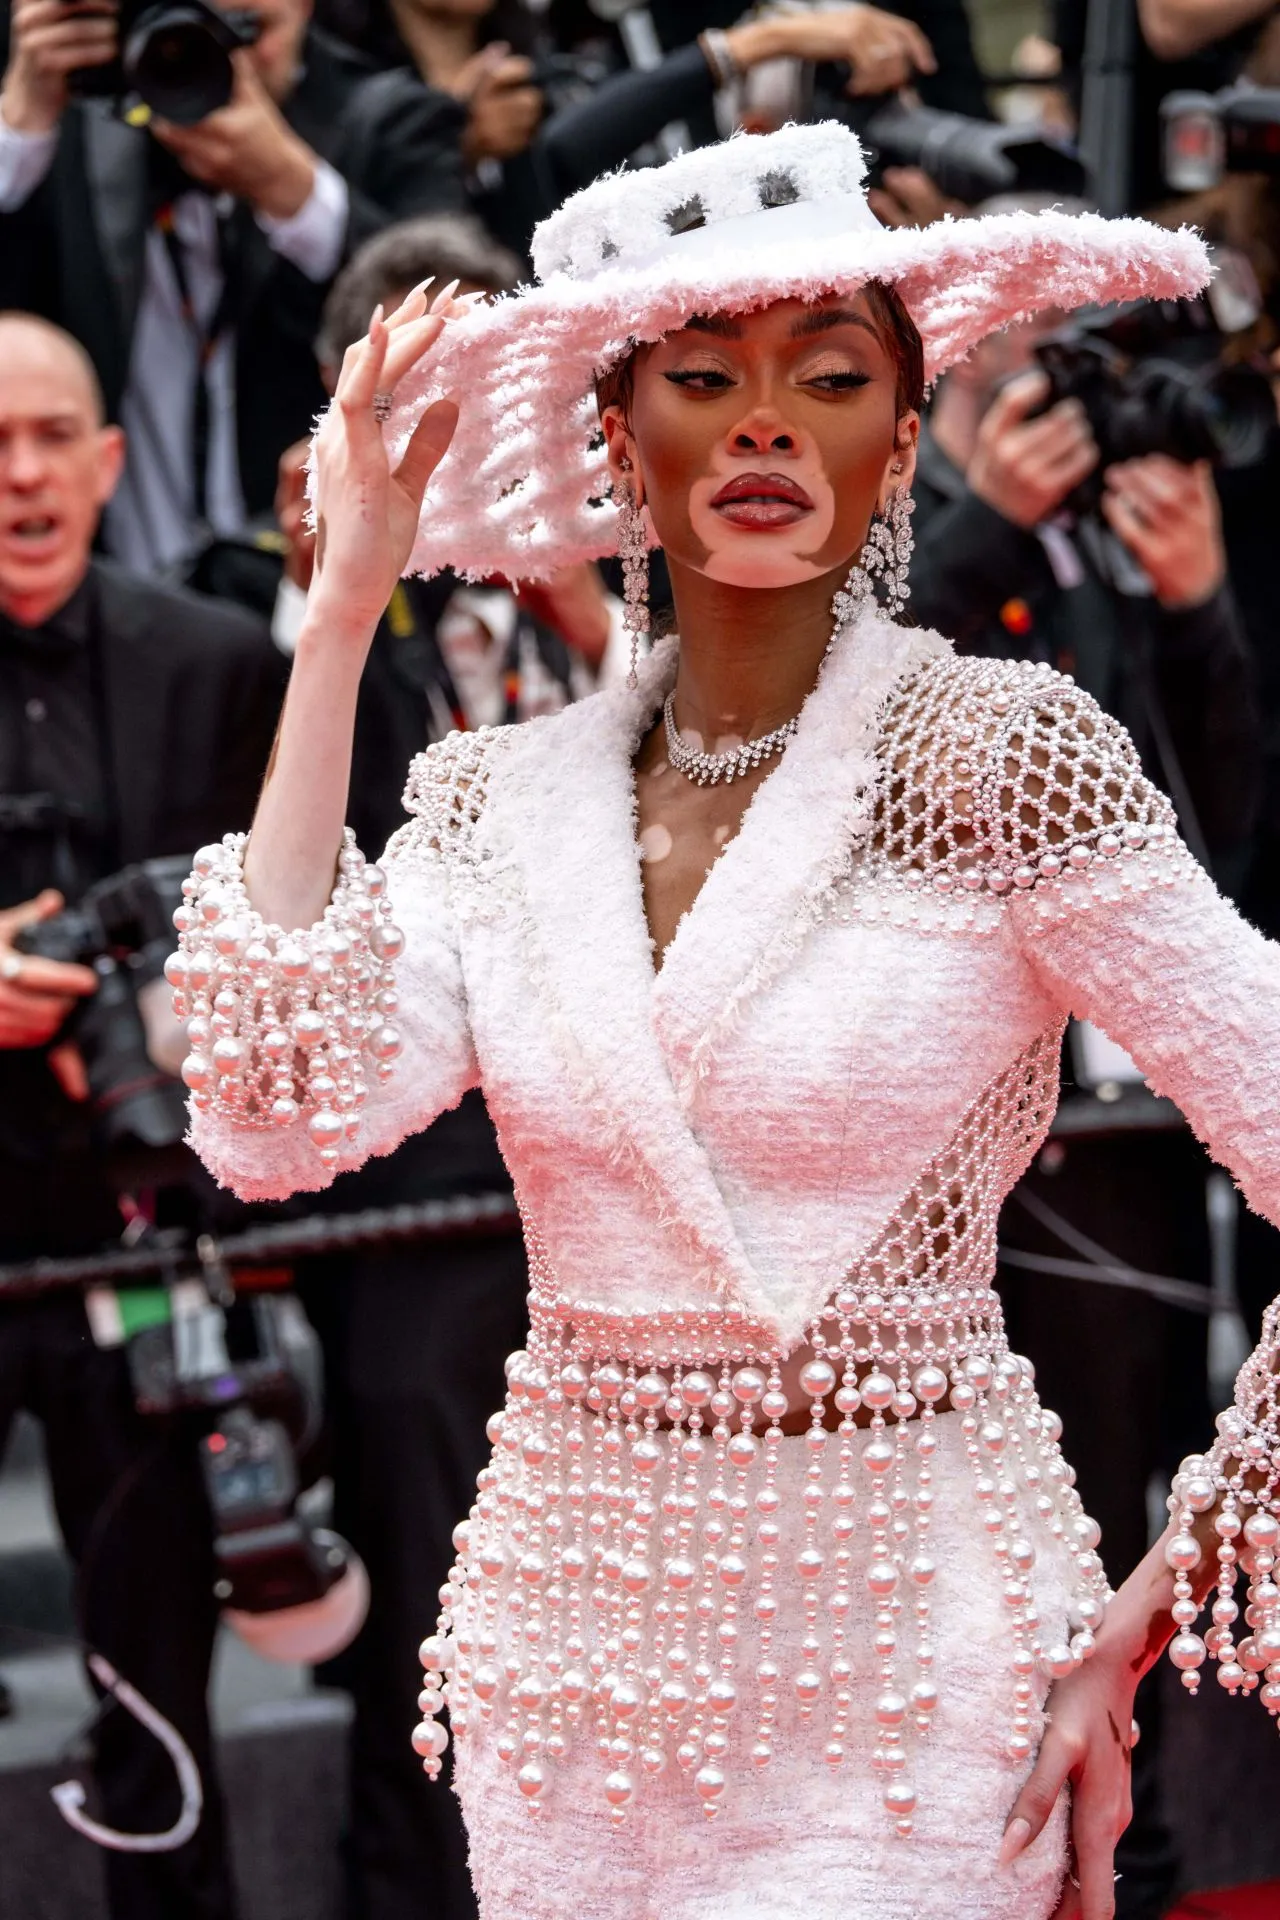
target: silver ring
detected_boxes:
[0,951,24,984]
[373,392,394,424]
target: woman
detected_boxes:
[171,126,1280,1919]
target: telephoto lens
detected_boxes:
[69,0,260,124]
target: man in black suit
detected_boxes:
[0,0,466,570]
[0,311,282,1919]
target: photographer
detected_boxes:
[0,0,468,571]
[0,311,281,1920]
[912,315,1258,869]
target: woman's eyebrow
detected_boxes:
[682,313,744,338]
[789,308,880,341]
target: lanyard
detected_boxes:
[155,201,238,524]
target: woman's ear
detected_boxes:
[877,410,920,512]
[601,405,644,507]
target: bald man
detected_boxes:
[0,311,282,1920]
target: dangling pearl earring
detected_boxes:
[614,456,649,690]
[830,460,915,631]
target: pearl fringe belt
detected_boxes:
[414,1279,1111,1834]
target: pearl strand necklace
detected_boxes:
[662,691,799,788]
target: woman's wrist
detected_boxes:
[294,594,381,669]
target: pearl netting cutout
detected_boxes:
[416,1024,1110,1833]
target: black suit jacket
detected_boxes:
[0,30,467,516]
[0,560,285,1255]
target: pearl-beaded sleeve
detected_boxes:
[983,682,1280,1714]
[173,738,485,1202]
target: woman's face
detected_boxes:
[602,293,918,591]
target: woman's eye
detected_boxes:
[806,370,871,392]
[663,368,734,391]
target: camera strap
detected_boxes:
[155,201,240,524]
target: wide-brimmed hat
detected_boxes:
[384,122,1209,581]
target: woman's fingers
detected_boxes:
[1072,1788,1122,1920]
[394,397,460,506]
[382,280,432,334]
[333,310,389,413]
[1000,1729,1074,1860]
[380,310,448,393]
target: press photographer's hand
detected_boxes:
[307,282,460,641]
[0,890,97,1051]
[726,5,936,96]
[1102,455,1225,608]
[453,42,542,165]
[151,51,318,220]
[968,370,1099,529]
[1,0,116,135]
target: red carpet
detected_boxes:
[1168,1889,1280,1918]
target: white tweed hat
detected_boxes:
[384,121,1210,581]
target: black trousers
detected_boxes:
[998,1127,1215,1920]
[305,1229,530,1920]
[0,1292,235,1920]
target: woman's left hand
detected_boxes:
[999,1650,1138,1920]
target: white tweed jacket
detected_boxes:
[191,603,1280,1355]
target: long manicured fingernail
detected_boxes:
[998,1817,1032,1867]
[370,302,384,328]
[431,278,461,312]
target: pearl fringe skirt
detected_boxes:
[453,1417,1072,1920]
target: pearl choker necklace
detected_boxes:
[662,691,799,788]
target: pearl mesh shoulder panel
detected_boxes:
[842,652,1200,934]
[387,724,505,870]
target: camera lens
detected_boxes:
[122,1,238,123]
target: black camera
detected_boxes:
[1030,296,1274,511]
[858,99,1086,205]
[70,0,261,126]
[1162,84,1280,194]
[129,1286,366,1649]
[15,854,190,1154]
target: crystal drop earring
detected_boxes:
[882,482,915,621]
[830,462,915,633]
[614,457,650,689]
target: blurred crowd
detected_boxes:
[1,2,1279,1918]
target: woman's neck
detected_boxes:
[664,560,845,741]
[389,4,476,86]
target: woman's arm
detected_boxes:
[171,285,477,1199]
[244,285,459,931]
[999,1499,1222,1919]
[983,678,1280,1914]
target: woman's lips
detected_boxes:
[709,471,814,529]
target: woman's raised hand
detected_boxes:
[309,281,461,640]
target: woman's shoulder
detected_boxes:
[863,643,1179,909]
[881,645,1143,789]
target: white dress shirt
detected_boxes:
[0,108,348,572]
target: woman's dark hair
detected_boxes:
[595,280,926,425]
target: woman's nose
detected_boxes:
[730,409,797,455]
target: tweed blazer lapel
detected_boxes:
[484,611,948,1331]
[650,604,948,1099]
[483,639,767,1314]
